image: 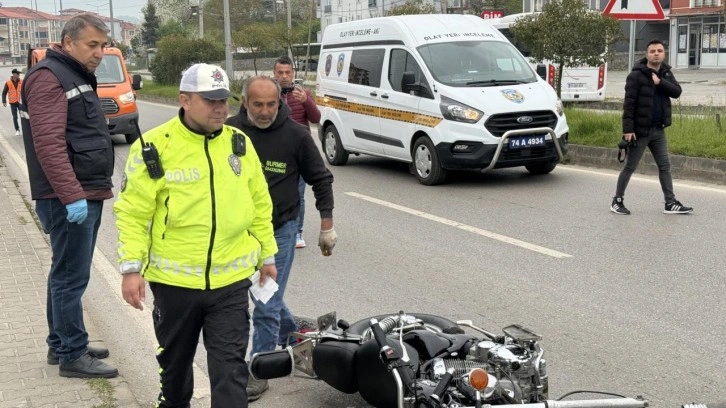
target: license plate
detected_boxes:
[567,82,586,89]
[508,135,545,149]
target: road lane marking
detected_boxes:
[346,192,572,259]
[558,165,726,194]
[0,132,212,401]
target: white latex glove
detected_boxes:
[318,228,338,256]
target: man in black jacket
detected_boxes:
[611,39,693,215]
[226,75,336,401]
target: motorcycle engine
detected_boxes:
[434,338,548,403]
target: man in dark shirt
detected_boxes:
[226,75,336,401]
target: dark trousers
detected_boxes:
[615,127,676,203]
[150,279,252,408]
[10,103,19,130]
[35,198,104,364]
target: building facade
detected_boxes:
[669,0,725,68]
[0,7,136,65]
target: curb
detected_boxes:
[564,144,726,186]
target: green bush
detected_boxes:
[149,36,225,86]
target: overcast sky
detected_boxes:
[2,0,147,21]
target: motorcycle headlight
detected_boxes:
[119,91,136,104]
[440,96,483,123]
[555,98,564,116]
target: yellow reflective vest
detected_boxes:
[114,116,277,290]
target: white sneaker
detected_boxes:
[295,233,306,249]
[15,130,20,136]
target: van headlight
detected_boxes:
[119,91,136,104]
[555,99,564,116]
[440,96,483,123]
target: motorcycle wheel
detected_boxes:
[346,313,459,336]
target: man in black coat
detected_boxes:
[226,75,336,401]
[610,39,693,215]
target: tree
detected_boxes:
[141,1,161,49]
[386,0,437,16]
[510,0,623,98]
[158,19,192,39]
[149,36,224,85]
[232,23,275,75]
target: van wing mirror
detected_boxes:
[536,64,547,80]
[132,74,143,91]
[401,71,433,99]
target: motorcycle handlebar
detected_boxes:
[369,318,388,349]
[452,398,648,408]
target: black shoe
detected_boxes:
[247,377,269,402]
[48,345,109,365]
[59,352,118,378]
[664,200,693,214]
[610,196,631,215]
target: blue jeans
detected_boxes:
[296,176,306,235]
[35,198,104,364]
[251,220,298,355]
[615,127,675,203]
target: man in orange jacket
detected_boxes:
[3,68,23,136]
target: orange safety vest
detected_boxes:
[5,79,21,104]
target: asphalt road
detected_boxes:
[0,66,724,407]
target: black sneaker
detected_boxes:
[664,200,693,214]
[247,377,269,402]
[610,197,631,215]
[48,345,109,365]
[59,352,118,378]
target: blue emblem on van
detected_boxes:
[501,89,525,104]
[336,53,345,77]
[325,54,333,76]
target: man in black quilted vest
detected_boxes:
[20,14,118,378]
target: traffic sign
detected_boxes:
[603,0,665,20]
[481,9,504,19]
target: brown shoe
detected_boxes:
[247,377,269,402]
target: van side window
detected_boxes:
[348,49,384,87]
[388,49,427,94]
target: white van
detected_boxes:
[315,14,570,185]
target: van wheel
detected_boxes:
[412,137,447,185]
[125,132,140,145]
[525,160,557,175]
[323,125,348,165]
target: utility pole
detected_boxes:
[286,0,292,59]
[109,0,115,43]
[223,0,234,82]
[199,0,204,39]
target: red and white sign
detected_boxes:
[603,0,665,20]
[480,9,504,19]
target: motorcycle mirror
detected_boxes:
[456,320,498,341]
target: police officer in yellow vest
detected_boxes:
[114,63,278,408]
[3,68,22,135]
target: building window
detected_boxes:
[0,18,7,25]
[703,23,718,53]
[368,0,376,7]
[678,25,687,53]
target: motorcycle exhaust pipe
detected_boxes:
[249,347,294,380]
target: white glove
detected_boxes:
[318,228,338,256]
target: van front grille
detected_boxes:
[100,98,119,115]
[485,110,558,137]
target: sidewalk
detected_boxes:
[0,155,139,407]
[606,68,726,106]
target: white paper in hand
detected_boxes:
[249,271,279,304]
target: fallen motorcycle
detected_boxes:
[250,311,649,408]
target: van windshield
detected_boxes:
[95,55,125,84]
[417,41,537,87]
